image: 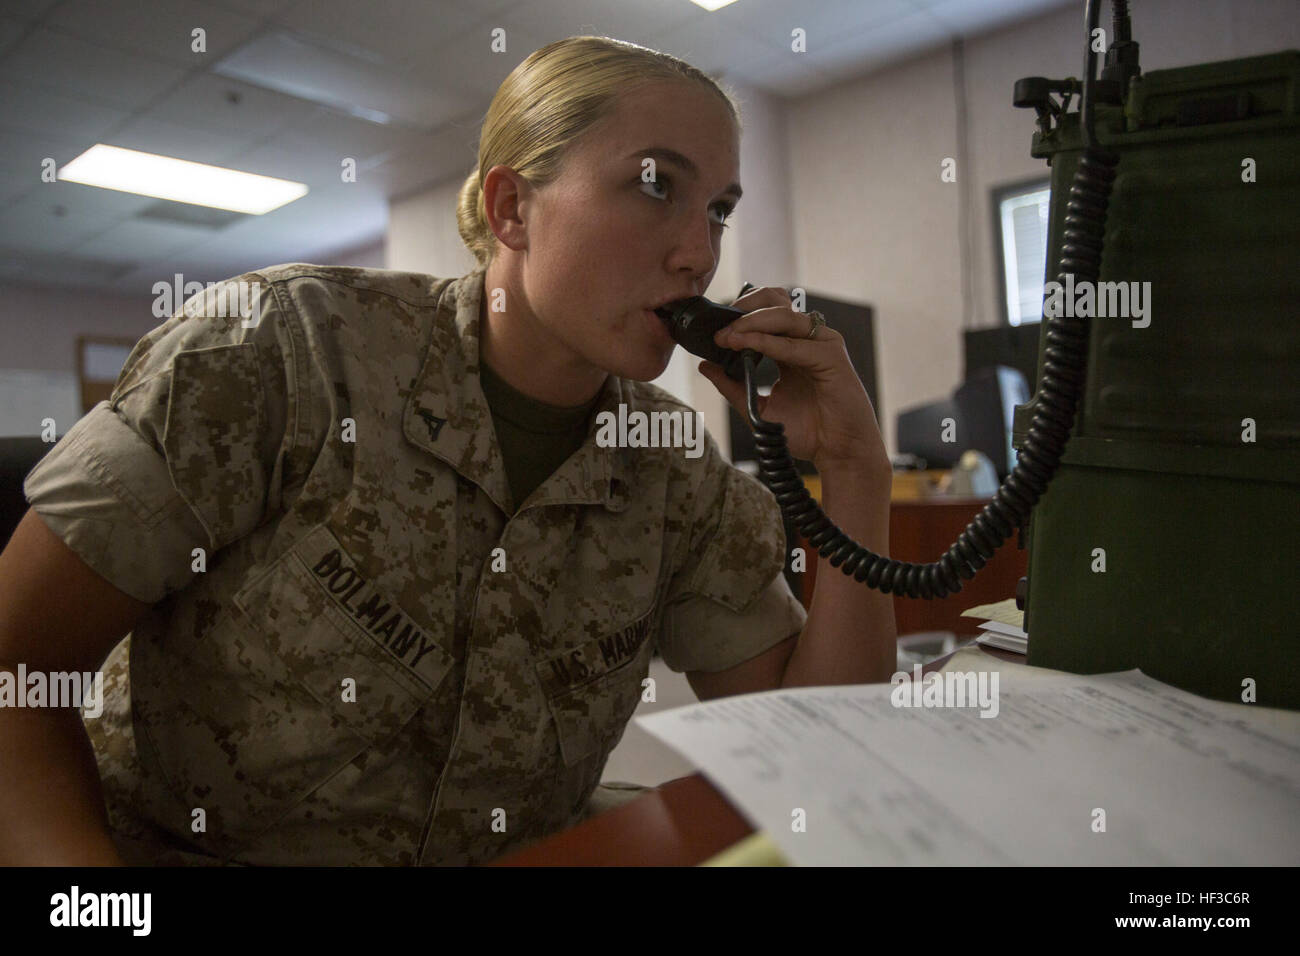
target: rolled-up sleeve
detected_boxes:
[22,274,297,605]
[657,434,807,674]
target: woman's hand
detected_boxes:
[696,286,890,477]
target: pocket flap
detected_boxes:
[537,610,654,767]
[234,525,452,745]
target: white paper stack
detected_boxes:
[636,647,1300,866]
[959,598,1027,654]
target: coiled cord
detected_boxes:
[746,0,1120,598]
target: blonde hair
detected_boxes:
[456,36,742,269]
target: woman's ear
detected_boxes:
[482,165,532,253]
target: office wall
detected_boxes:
[0,282,154,374]
[0,283,154,437]
[316,237,386,270]
[0,236,385,376]
[0,236,385,437]
[787,0,1300,455]
[387,178,477,278]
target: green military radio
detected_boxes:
[1009,20,1299,708]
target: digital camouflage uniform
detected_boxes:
[23,264,807,865]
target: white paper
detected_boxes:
[975,631,1027,654]
[636,648,1300,865]
[977,619,1027,639]
[958,598,1025,629]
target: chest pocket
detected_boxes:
[174,524,454,841]
[536,608,657,768]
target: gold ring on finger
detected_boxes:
[805,310,827,339]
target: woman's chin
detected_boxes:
[591,342,671,383]
[621,350,675,383]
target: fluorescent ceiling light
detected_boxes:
[688,0,740,9]
[58,144,308,215]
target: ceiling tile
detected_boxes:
[215,183,378,241]
[272,0,480,69]
[0,247,137,289]
[812,9,952,80]
[0,16,30,57]
[205,0,299,16]
[648,13,790,81]
[441,0,540,19]
[269,105,418,167]
[486,0,700,49]
[920,0,1073,37]
[0,178,33,205]
[45,0,264,66]
[0,27,189,111]
[146,71,317,139]
[134,200,248,229]
[227,139,345,187]
[103,115,266,166]
[0,123,92,177]
[0,181,153,253]
[398,21,547,101]
[25,179,157,220]
[213,28,475,128]
[0,78,129,141]
[739,0,919,46]
[149,183,386,276]
[725,55,840,99]
[367,121,484,200]
[1,0,61,21]
[68,216,213,261]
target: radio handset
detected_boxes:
[653,296,761,382]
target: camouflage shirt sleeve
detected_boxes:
[23,273,308,605]
[657,429,807,673]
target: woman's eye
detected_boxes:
[640,176,733,228]
[639,178,669,201]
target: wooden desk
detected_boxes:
[794,475,1027,636]
[490,645,1025,866]
[490,774,747,867]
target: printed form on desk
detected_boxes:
[636,647,1300,866]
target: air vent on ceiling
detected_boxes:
[135,201,249,229]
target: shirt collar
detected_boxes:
[402,266,633,516]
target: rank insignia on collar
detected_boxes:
[416,408,446,441]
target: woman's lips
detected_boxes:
[644,308,675,345]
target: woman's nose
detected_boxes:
[667,213,719,278]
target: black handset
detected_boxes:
[654,296,761,382]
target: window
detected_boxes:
[993,178,1051,327]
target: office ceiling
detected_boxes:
[0,0,1069,296]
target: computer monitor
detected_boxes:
[955,365,1030,478]
[895,396,965,471]
[964,323,1040,389]
[896,365,1029,477]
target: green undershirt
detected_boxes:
[478,359,602,513]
